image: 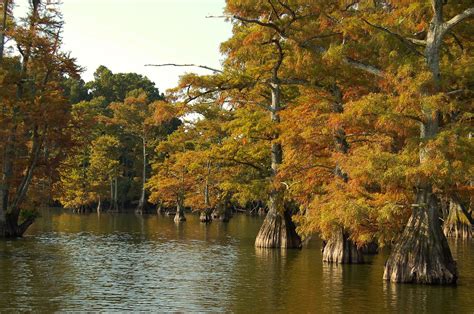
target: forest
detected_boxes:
[0,0,473,288]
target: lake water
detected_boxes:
[1,210,473,312]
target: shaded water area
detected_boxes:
[1,210,473,312]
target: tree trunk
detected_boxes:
[136,137,147,214]
[109,179,114,211]
[174,196,186,223]
[96,196,102,213]
[0,213,35,238]
[255,190,302,248]
[211,195,232,222]
[254,77,301,248]
[383,189,457,284]
[322,228,364,264]
[200,208,212,223]
[361,241,379,255]
[109,176,119,212]
[201,162,213,223]
[0,0,9,63]
[443,198,472,239]
[257,207,266,216]
[383,0,469,285]
[325,84,362,262]
[0,133,13,237]
[156,201,165,215]
[0,1,41,238]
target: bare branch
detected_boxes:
[450,33,464,51]
[272,39,284,81]
[276,0,296,20]
[279,78,310,85]
[300,32,343,47]
[344,57,385,77]
[299,41,385,78]
[443,7,474,35]
[183,88,220,105]
[362,18,424,57]
[406,38,427,46]
[231,14,285,37]
[446,89,468,96]
[267,0,281,21]
[206,15,226,19]
[145,63,223,73]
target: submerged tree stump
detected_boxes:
[443,199,472,239]
[383,192,457,284]
[255,209,301,249]
[322,229,364,264]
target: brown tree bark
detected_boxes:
[255,193,302,248]
[383,189,457,284]
[322,228,364,264]
[443,198,472,239]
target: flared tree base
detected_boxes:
[322,229,364,264]
[444,222,472,239]
[0,215,35,238]
[174,211,186,223]
[383,193,457,284]
[255,209,301,249]
[443,200,472,239]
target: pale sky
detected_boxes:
[16,0,231,92]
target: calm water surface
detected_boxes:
[0,210,473,312]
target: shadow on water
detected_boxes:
[0,209,472,312]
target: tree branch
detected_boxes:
[212,155,267,174]
[443,7,474,35]
[145,63,223,73]
[344,57,385,77]
[276,0,296,20]
[231,14,285,37]
[450,33,464,51]
[271,39,284,81]
[406,37,427,46]
[267,0,281,21]
[298,42,385,78]
[362,18,424,57]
